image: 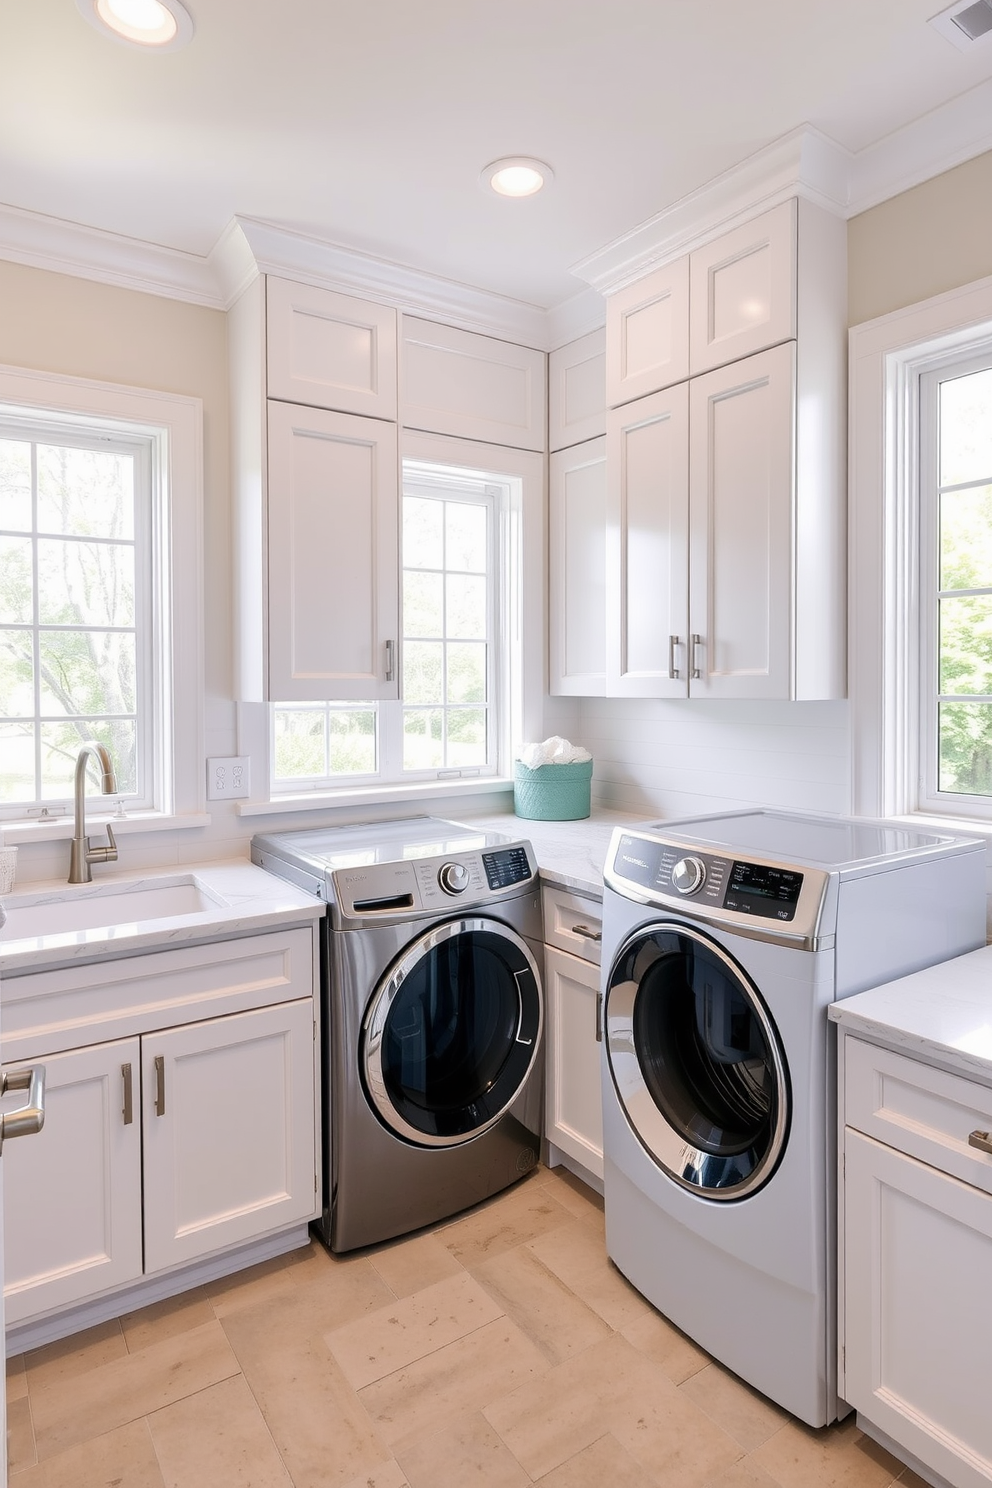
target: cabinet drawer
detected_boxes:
[2,927,315,1063]
[845,1036,992,1195]
[542,886,603,965]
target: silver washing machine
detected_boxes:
[600,809,987,1427]
[252,817,543,1252]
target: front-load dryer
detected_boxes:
[600,809,986,1427]
[252,817,544,1253]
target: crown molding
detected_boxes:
[545,286,606,349]
[570,127,853,296]
[846,74,992,215]
[0,199,224,307]
[213,217,551,346]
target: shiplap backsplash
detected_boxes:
[579,698,852,819]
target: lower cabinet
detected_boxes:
[841,1033,992,1488]
[543,885,604,1184]
[1,930,318,1331]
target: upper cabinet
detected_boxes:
[560,197,846,703]
[550,435,608,696]
[549,329,606,451]
[231,275,543,702]
[400,316,545,450]
[266,278,397,420]
[606,257,689,407]
[689,201,797,376]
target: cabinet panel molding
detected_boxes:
[142,1000,317,1273]
[549,328,606,450]
[606,384,690,697]
[689,201,797,375]
[400,316,545,450]
[266,277,397,419]
[606,257,689,407]
[688,343,795,699]
[266,400,399,701]
[549,437,607,696]
[2,1038,143,1324]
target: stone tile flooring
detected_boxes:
[6,1165,926,1488]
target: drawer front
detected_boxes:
[542,886,603,965]
[845,1035,992,1195]
[2,928,315,1063]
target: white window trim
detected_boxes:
[236,430,545,816]
[0,364,206,844]
[850,271,992,831]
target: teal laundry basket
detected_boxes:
[513,759,592,821]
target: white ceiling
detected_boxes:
[3,0,992,312]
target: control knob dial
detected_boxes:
[671,856,706,895]
[438,861,471,895]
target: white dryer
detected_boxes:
[600,810,986,1427]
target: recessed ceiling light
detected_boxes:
[76,0,194,50]
[482,158,554,198]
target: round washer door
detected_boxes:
[362,917,543,1148]
[605,922,790,1199]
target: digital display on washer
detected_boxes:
[483,846,532,891]
[722,861,804,921]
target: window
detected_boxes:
[0,366,204,834]
[271,457,516,794]
[849,279,992,824]
[920,358,992,810]
[0,422,152,810]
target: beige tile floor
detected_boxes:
[5,1165,927,1488]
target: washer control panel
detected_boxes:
[482,845,532,892]
[610,832,815,929]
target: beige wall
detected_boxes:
[848,149,992,326]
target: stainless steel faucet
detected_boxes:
[68,742,119,884]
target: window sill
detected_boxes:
[1,812,212,846]
[886,811,992,845]
[235,776,514,818]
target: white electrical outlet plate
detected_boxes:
[207,756,251,800]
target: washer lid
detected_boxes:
[639,809,980,872]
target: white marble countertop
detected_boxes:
[829,943,992,1082]
[455,806,650,897]
[0,861,324,976]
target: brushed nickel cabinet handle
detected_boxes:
[668,634,681,680]
[573,924,603,942]
[596,992,603,1044]
[0,1065,46,1152]
[691,634,703,680]
[968,1129,992,1155]
[154,1056,166,1117]
[122,1063,133,1126]
[385,639,395,682]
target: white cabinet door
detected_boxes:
[606,383,690,698]
[549,329,606,451]
[688,343,795,699]
[844,1128,992,1488]
[266,399,399,701]
[142,1000,316,1274]
[400,317,545,451]
[266,277,397,420]
[549,437,607,696]
[545,947,604,1181]
[689,201,797,376]
[2,1040,142,1325]
[606,257,690,408]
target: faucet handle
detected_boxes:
[88,822,118,865]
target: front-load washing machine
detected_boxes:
[600,809,986,1427]
[252,817,544,1253]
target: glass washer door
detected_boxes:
[362,917,543,1148]
[605,922,790,1199]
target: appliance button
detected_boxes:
[438,861,471,894]
[671,856,706,895]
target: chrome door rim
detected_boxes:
[605,921,790,1200]
[362,916,543,1148]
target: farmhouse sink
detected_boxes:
[0,875,228,944]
